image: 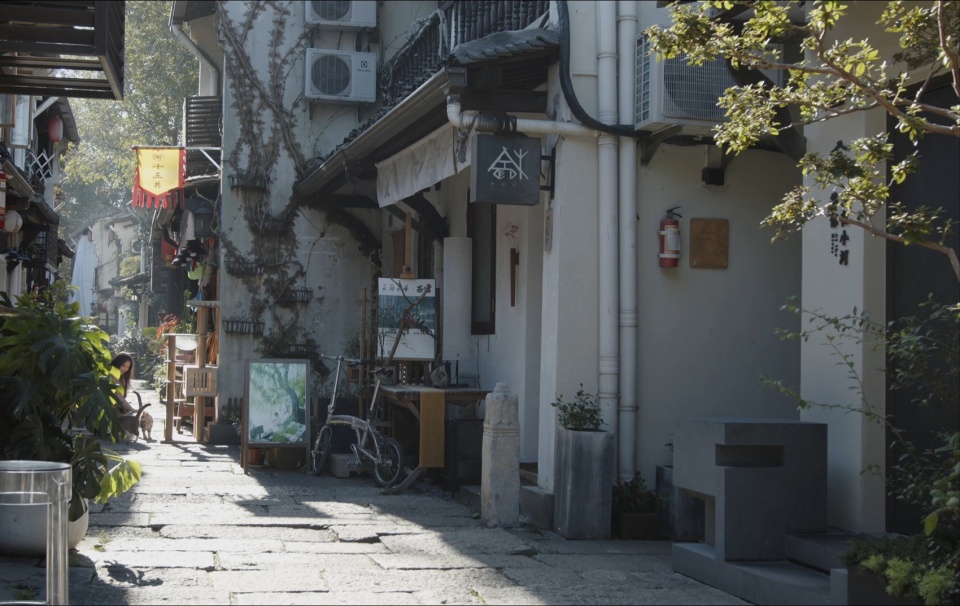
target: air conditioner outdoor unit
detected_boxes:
[305,49,377,103]
[306,0,376,29]
[635,34,736,134]
[636,34,784,135]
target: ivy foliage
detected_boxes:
[0,283,142,521]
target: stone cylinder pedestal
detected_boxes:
[481,382,520,527]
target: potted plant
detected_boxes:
[611,474,660,539]
[552,384,615,539]
[0,284,141,553]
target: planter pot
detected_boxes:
[266,447,304,470]
[0,495,88,556]
[247,448,265,466]
[611,509,658,540]
[554,426,614,539]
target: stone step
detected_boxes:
[785,531,858,573]
[455,484,480,513]
[673,542,833,606]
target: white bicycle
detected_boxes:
[311,354,405,487]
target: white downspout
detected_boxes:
[617,1,638,481]
[596,1,621,444]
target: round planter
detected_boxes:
[247,448,265,466]
[0,495,88,556]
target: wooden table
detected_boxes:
[379,385,488,490]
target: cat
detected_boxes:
[139,409,154,441]
[119,402,151,442]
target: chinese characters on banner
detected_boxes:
[829,191,851,266]
[377,278,437,360]
[131,148,185,209]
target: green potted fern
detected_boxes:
[552,384,614,539]
[0,283,141,553]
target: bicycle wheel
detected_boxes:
[312,425,333,475]
[373,437,404,487]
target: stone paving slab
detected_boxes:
[36,392,748,605]
[158,524,337,543]
[208,569,329,593]
[380,527,538,556]
[320,567,521,596]
[215,552,376,572]
[78,549,217,569]
[234,590,420,605]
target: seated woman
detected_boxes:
[110,353,137,415]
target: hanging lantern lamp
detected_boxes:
[48,116,64,143]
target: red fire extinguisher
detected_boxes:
[658,206,682,268]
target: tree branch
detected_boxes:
[839,215,960,282]
[938,0,960,99]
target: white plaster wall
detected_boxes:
[800,125,888,534]
[472,199,545,462]
[215,2,386,406]
[533,2,602,490]
[797,1,903,534]
[635,145,802,486]
[537,135,601,491]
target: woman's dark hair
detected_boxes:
[110,352,135,392]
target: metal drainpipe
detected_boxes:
[617,0,638,482]
[446,99,599,138]
[596,1,621,445]
[170,19,221,94]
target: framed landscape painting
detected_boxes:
[243,359,310,468]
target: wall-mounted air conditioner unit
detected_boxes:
[635,35,785,135]
[306,0,377,30]
[305,49,377,103]
[635,34,737,134]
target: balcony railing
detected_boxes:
[381,1,550,107]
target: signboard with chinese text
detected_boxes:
[470,133,542,205]
[377,278,437,361]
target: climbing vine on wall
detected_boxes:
[215,1,322,352]
[218,0,308,186]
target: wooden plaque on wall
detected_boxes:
[689,219,729,269]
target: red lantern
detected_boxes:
[48,116,64,143]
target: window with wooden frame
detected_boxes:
[467,200,496,335]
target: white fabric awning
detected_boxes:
[375,125,472,208]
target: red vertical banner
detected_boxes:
[130,148,185,209]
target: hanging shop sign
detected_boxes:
[470,133,542,206]
[131,147,185,209]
